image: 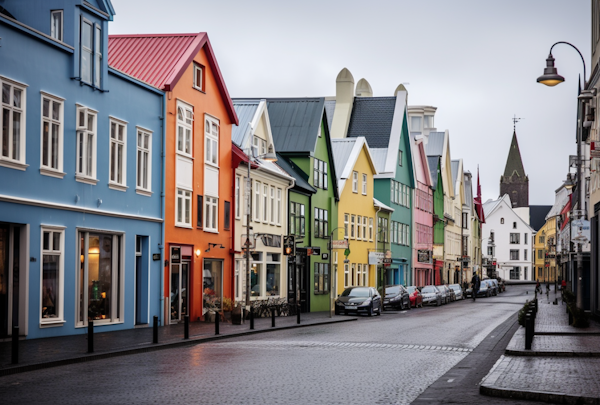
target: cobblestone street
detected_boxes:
[0,286,531,405]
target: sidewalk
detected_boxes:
[480,288,600,404]
[0,311,355,376]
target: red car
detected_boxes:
[406,286,423,308]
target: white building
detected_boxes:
[482,194,534,281]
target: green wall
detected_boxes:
[433,164,445,244]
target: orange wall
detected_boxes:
[163,46,235,322]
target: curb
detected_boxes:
[0,317,356,377]
[505,349,600,358]
[480,384,600,405]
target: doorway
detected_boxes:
[135,236,149,325]
[170,257,189,324]
[0,224,21,338]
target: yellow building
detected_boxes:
[331,137,379,293]
[534,217,557,282]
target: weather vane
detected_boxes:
[513,115,523,131]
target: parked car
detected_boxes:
[335,286,382,316]
[487,279,499,296]
[420,285,442,306]
[435,285,451,304]
[406,286,423,308]
[496,278,506,293]
[380,285,411,310]
[476,280,490,298]
[449,284,464,300]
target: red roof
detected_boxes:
[108,33,238,125]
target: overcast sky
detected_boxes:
[110,0,590,206]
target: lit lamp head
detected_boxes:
[537,53,565,87]
[261,145,277,162]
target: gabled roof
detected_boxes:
[266,98,325,153]
[503,131,526,178]
[427,156,440,190]
[324,100,336,133]
[464,173,473,208]
[231,99,274,152]
[425,132,445,156]
[529,205,553,232]
[331,137,377,196]
[370,148,388,174]
[108,33,238,125]
[347,97,396,148]
[483,195,534,232]
[275,154,315,195]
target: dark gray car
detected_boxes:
[380,285,411,310]
[335,286,383,316]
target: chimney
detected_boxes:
[330,68,355,139]
[356,78,373,97]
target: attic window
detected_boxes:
[51,10,63,41]
[194,63,204,92]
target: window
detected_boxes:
[398,150,402,166]
[513,222,517,229]
[369,218,373,241]
[539,235,545,244]
[314,208,328,238]
[254,181,261,221]
[538,250,543,259]
[252,136,266,157]
[524,250,528,261]
[490,232,495,242]
[352,171,358,193]
[193,63,204,91]
[510,233,520,244]
[235,176,241,219]
[76,106,97,181]
[276,188,282,225]
[344,263,349,287]
[510,250,519,260]
[109,118,126,188]
[344,214,349,238]
[205,116,219,166]
[510,267,521,280]
[363,264,368,286]
[41,227,64,324]
[1,78,26,167]
[313,158,328,189]
[524,233,528,245]
[462,213,468,229]
[362,173,367,195]
[77,231,123,325]
[363,217,367,240]
[266,253,280,296]
[356,216,362,240]
[204,196,218,232]
[487,246,494,256]
[290,202,305,237]
[270,187,276,224]
[51,10,63,41]
[500,218,504,224]
[262,184,268,222]
[136,128,151,194]
[314,263,330,294]
[176,189,192,227]
[351,264,356,286]
[351,215,356,239]
[378,217,389,244]
[176,103,193,156]
[410,116,422,132]
[357,264,362,286]
[80,19,93,84]
[40,94,64,175]
[94,26,101,87]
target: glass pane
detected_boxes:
[81,50,92,83]
[78,132,84,173]
[42,255,59,318]
[42,122,49,166]
[184,195,190,224]
[137,132,142,148]
[177,195,182,223]
[43,98,50,118]
[267,263,280,296]
[82,21,92,48]
[137,150,142,187]
[51,123,59,169]
[185,129,191,154]
[118,124,123,141]
[43,231,50,250]
[143,152,148,189]
[53,231,60,251]
[211,139,217,164]
[177,107,183,121]
[79,109,85,128]
[110,142,115,181]
[170,264,180,321]
[110,122,116,139]
[2,84,9,104]
[1,109,7,157]
[251,263,261,297]
[87,114,94,131]
[88,234,112,321]
[86,133,93,176]
[144,134,149,149]
[177,126,183,151]
[204,260,223,309]
[52,101,60,120]
[117,144,123,184]
[12,88,21,108]
[12,111,20,160]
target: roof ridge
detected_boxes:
[108,33,204,38]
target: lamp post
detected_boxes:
[537,41,587,310]
[328,227,346,318]
[244,146,277,309]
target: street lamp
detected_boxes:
[537,41,587,311]
[328,226,346,318]
[244,145,277,309]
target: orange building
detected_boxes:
[108,33,238,324]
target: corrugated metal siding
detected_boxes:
[425,132,445,156]
[108,34,200,89]
[370,148,388,173]
[346,97,395,148]
[267,98,324,153]
[232,100,260,147]
[464,175,473,207]
[451,160,459,192]
[324,100,336,132]
[331,138,357,181]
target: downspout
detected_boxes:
[230,160,238,301]
[159,92,166,326]
[375,204,382,287]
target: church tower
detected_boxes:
[500,131,529,208]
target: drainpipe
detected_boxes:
[375,205,382,288]
[159,92,166,326]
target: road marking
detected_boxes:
[447,379,454,383]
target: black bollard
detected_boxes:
[250,307,254,330]
[569,308,573,325]
[184,315,189,340]
[215,311,220,335]
[525,313,532,350]
[297,304,301,324]
[88,320,94,353]
[153,315,158,344]
[271,307,276,327]
[11,326,18,364]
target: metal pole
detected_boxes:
[215,310,220,335]
[246,156,252,309]
[88,320,94,353]
[329,232,333,318]
[184,315,189,339]
[576,96,584,311]
[153,315,158,344]
[250,306,254,330]
[271,307,276,327]
[11,326,18,364]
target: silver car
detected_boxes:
[449,284,464,300]
[420,285,442,306]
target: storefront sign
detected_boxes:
[368,251,384,265]
[152,254,161,261]
[260,234,282,247]
[171,247,181,264]
[418,250,431,263]
[571,219,590,243]
[331,239,349,249]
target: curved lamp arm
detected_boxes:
[549,41,586,81]
[537,41,587,87]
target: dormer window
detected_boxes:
[80,18,102,88]
[51,10,63,41]
[252,136,266,157]
[193,63,204,92]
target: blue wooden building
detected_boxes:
[0,0,165,339]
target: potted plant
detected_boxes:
[222,297,234,322]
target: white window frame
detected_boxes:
[270,186,276,224]
[75,104,98,184]
[344,214,349,238]
[51,10,63,42]
[205,115,219,167]
[235,176,241,219]
[40,226,66,326]
[108,117,127,190]
[351,215,356,239]
[262,184,268,222]
[0,76,27,170]
[136,127,152,196]
[254,180,261,222]
[363,217,367,240]
[80,18,93,85]
[352,171,358,193]
[276,188,282,226]
[357,264,362,286]
[40,92,65,177]
[369,217,373,241]
[356,216,362,240]
[344,263,349,287]
[76,230,124,327]
[94,25,102,88]
[176,101,193,157]
[204,196,218,232]
[193,63,204,91]
[175,188,192,228]
[362,173,367,195]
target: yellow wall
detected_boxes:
[335,144,378,294]
[534,217,558,282]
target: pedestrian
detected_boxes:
[546,281,550,293]
[561,279,567,290]
[471,271,480,301]
[536,280,541,294]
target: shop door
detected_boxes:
[0,224,19,338]
[297,250,309,313]
[170,261,189,323]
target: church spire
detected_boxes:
[503,131,526,179]
[500,129,529,208]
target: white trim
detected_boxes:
[136,127,152,194]
[40,226,65,325]
[176,101,193,157]
[50,10,63,42]
[40,93,64,174]
[108,118,127,188]
[75,105,97,180]
[204,195,218,232]
[175,188,192,227]
[204,114,220,168]
[0,76,27,166]
[193,63,204,91]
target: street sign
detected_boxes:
[382,258,392,264]
[241,234,255,249]
[331,239,349,249]
[321,253,329,260]
[368,251,384,265]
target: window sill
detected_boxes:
[193,86,206,94]
[109,183,128,192]
[175,224,193,229]
[136,188,153,197]
[40,319,66,328]
[204,229,219,234]
[176,151,194,160]
[75,175,98,185]
[0,159,28,171]
[40,167,66,179]
[75,320,124,328]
